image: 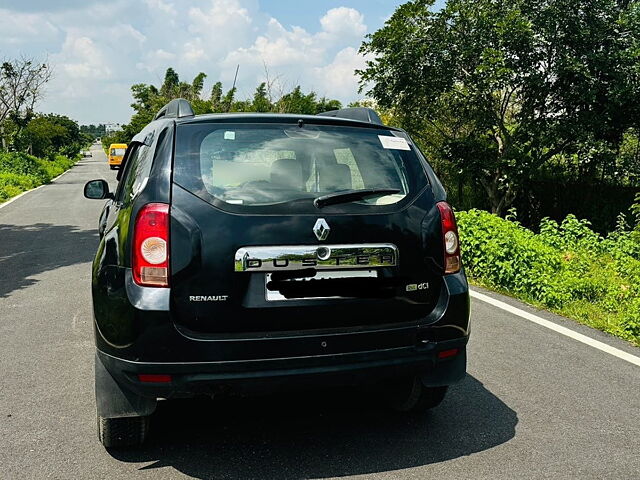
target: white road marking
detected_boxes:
[470,289,640,367]
[0,184,46,210]
[0,162,77,210]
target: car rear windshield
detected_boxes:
[173,122,429,214]
[110,148,126,156]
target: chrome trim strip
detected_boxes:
[234,243,398,272]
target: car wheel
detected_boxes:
[109,165,115,170]
[97,414,149,448]
[386,376,448,412]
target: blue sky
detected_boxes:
[0,0,445,124]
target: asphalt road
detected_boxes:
[0,145,638,479]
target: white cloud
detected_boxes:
[188,0,252,32]
[221,7,369,101]
[186,0,255,57]
[313,47,371,100]
[0,1,373,123]
[144,0,176,16]
[58,34,110,82]
[223,18,322,70]
[0,9,59,47]
[107,24,146,45]
[320,7,367,39]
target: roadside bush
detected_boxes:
[38,155,76,179]
[457,209,640,345]
[0,172,39,201]
[0,152,49,183]
[0,152,76,203]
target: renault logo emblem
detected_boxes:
[313,218,330,241]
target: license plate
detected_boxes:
[265,270,378,301]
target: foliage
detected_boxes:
[457,208,640,345]
[80,124,107,139]
[110,68,343,144]
[359,0,640,216]
[0,56,52,150]
[14,114,90,158]
[0,152,76,202]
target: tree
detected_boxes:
[159,67,179,98]
[316,97,342,114]
[221,86,236,112]
[358,0,640,215]
[210,81,224,111]
[114,68,343,142]
[277,86,320,114]
[251,83,272,112]
[0,56,52,151]
[80,124,107,139]
[16,113,86,157]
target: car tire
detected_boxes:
[387,376,448,412]
[109,165,115,170]
[97,414,149,448]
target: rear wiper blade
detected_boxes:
[313,188,401,208]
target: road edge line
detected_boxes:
[0,184,46,210]
[0,160,79,211]
[470,289,640,367]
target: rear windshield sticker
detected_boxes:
[224,131,236,140]
[379,135,410,150]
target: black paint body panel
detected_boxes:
[89,113,470,402]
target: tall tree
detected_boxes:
[210,81,224,111]
[251,83,272,112]
[159,67,180,98]
[358,0,640,215]
[0,56,52,151]
[113,68,343,142]
[277,86,318,114]
[222,87,236,112]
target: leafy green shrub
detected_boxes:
[0,152,49,183]
[37,155,76,179]
[457,209,640,345]
[0,152,77,203]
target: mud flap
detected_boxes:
[94,352,157,418]
[420,348,467,387]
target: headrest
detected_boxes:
[270,158,303,190]
[319,163,352,192]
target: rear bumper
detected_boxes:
[93,269,470,363]
[97,335,467,399]
[108,158,122,165]
[93,271,470,417]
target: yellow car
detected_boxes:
[108,143,127,170]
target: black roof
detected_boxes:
[132,114,402,148]
[148,98,396,131]
[175,112,396,130]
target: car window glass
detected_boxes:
[114,144,140,203]
[130,144,153,200]
[121,145,150,206]
[334,148,365,190]
[175,125,416,210]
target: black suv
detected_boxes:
[84,99,470,448]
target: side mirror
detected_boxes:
[84,179,113,200]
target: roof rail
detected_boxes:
[153,98,195,121]
[316,107,383,125]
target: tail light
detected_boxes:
[133,203,170,287]
[436,202,461,274]
[138,374,172,383]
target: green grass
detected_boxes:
[457,209,640,347]
[0,152,77,203]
